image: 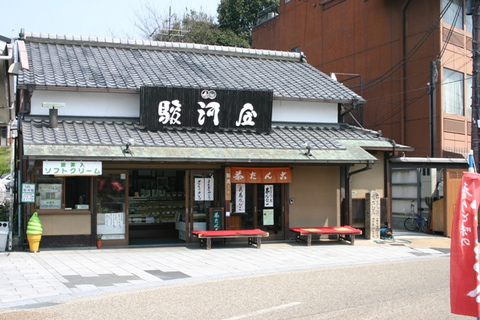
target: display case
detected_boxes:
[175,212,207,241]
[128,198,185,224]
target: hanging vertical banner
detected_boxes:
[235,184,246,213]
[194,178,205,201]
[450,172,480,317]
[264,185,274,207]
[225,167,232,201]
[205,177,214,201]
[195,177,214,201]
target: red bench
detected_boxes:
[191,229,269,250]
[290,226,362,246]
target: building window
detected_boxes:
[285,0,291,3]
[443,0,464,30]
[443,68,464,116]
[36,175,90,210]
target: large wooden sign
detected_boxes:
[140,86,273,133]
[230,167,292,183]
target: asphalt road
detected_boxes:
[0,256,463,320]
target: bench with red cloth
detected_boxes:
[289,226,362,246]
[191,229,269,250]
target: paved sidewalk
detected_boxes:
[0,230,450,311]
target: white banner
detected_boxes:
[264,185,273,207]
[194,178,205,201]
[43,161,102,175]
[235,183,245,213]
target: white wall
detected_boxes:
[272,100,338,123]
[31,91,139,118]
[31,90,339,124]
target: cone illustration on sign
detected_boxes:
[26,212,42,252]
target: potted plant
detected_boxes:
[96,234,103,249]
[0,201,9,222]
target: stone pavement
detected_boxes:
[0,230,450,312]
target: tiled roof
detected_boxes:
[22,117,401,163]
[23,118,386,149]
[18,33,363,103]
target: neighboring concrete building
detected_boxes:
[5,32,410,248]
[252,0,471,227]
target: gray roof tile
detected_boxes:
[22,117,389,151]
[19,33,364,102]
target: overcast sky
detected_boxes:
[1,0,221,40]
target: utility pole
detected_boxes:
[469,0,480,170]
[429,61,437,158]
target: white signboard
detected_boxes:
[205,177,214,201]
[194,178,205,201]
[263,209,274,226]
[97,212,125,240]
[264,185,273,207]
[194,177,215,201]
[21,183,36,203]
[43,161,102,176]
[235,183,246,213]
[38,184,62,209]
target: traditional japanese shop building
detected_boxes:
[9,32,410,248]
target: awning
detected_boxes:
[390,156,468,169]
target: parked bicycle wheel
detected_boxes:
[419,217,428,233]
[404,217,418,231]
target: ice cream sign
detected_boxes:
[43,161,102,176]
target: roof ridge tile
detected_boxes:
[24,31,302,62]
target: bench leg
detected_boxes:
[206,237,212,250]
[247,237,262,249]
[307,234,312,246]
[350,235,355,245]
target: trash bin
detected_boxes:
[0,221,8,252]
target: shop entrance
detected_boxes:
[127,170,186,245]
[96,171,128,246]
[230,183,285,240]
[174,171,217,242]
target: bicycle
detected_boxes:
[404,201,428,232]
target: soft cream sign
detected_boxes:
[43,161,102,175]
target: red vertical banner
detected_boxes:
[451,172,480,317]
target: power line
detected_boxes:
[358,0,454,91]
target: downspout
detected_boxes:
[0,43,13,61]
[401,0,412,146]
[386,139,397,228]
[345,161,374,226]
[17,86,34,246]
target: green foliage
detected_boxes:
[151,9,250,48]
[0,201,8,221]
[0,146,11,176]
[217,0,278,44]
